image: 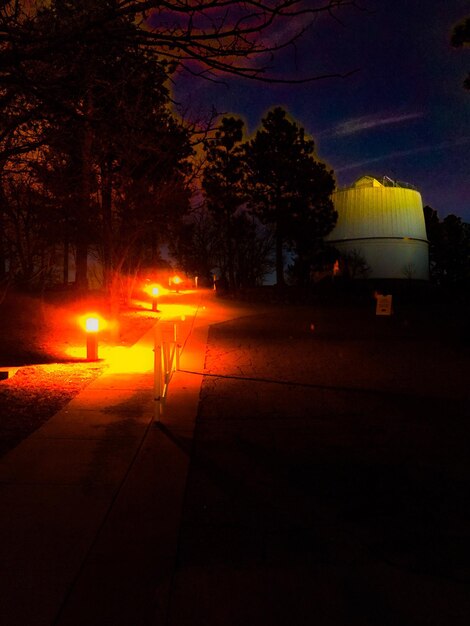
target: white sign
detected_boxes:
[376,294,393,316]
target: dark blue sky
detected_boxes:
[174,0,469,221]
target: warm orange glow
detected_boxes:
[143,282,167,297]
[160,303,195,320]
[106,345,154,373]
[64,291,212,368]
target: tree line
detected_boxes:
[424,207,470,290]
[0,1,343,298]
[175,110,337,290]
[0,2,468,300]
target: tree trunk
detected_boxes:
[226,211,236,290]
[275,227,284,286]
[0,206,5,281]
[0,166,7,281]
[101,157,113,292]
[75,95,93,291]
[63,231,69,285]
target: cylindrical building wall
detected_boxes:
[327,176,429,280]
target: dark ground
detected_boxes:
[1,287,470,624]
[166,297,470,625]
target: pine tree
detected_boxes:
[244,108,336,286]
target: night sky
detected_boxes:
[174,0,469,221]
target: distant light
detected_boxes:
[151,285,159,312]
[170,275,183,292]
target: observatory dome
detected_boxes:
[327,175,429,280]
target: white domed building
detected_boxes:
[327,175,429,280]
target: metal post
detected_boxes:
[154,322,162,420]
[174,322,180,371]
[163,341,170,383]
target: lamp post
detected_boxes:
[151,286,159,312]
[85,316,99,361]
[171,275,182,293]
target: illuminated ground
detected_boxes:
[0,290,160,456]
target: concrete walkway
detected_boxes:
[0,290,247,626]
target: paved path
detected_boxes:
[0,290,251,626]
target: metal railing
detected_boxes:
[154,321,180,418]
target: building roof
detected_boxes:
[340,175,417,192]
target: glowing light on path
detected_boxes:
[85,316,99,332]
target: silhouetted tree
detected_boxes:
[439,214,470,286]
[1,1,192,291]
[244,107,336,286]
[1,164,60,286]
[170,202,274,289]
[424,205,442,282]
[451,16,470,90]
[169,206,222,285]
[202,117,246,289]
[424,206,470,287]
[90,48,192,293]
[231,211,274,287]
[0,1,360,159]
[0,0,358,290]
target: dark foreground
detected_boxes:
[1,294,469,626]
[168,302,470,625]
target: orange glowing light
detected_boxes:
[170,275,184,291]
[78,313,106,333]
[85,317,99,332]
[143,282,167,297]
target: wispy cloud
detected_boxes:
[335,136,470,172]
[333,112,423,137]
